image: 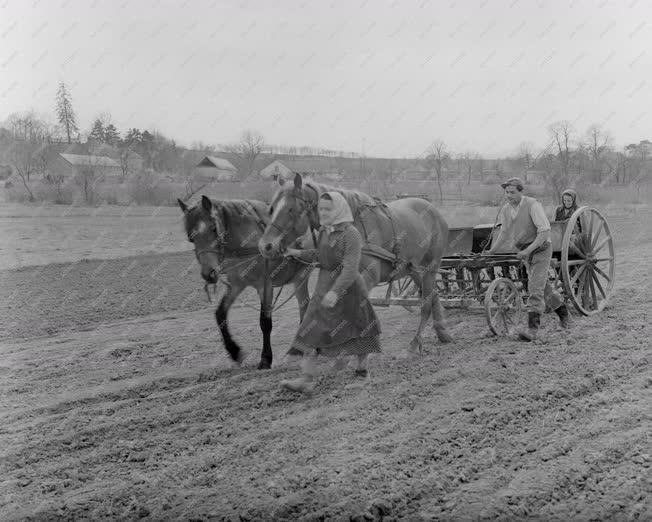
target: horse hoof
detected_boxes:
[438,332,453,344]
[228,350,247,369]
[258,361,272,370]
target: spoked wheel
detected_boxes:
[561,206,615,315]
[484,277,522,336]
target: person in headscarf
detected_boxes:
[280,191,381,394]
[555,188,579,222]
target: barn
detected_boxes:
[49,153,122,181]
[194,156,238,181]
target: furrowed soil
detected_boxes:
[0,205,650,521]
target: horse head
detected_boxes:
[178,195,227,283]
[259,173,318,258]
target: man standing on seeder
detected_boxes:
[487,177,571,341]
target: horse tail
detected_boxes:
[423,201,449,273]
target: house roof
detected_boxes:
[59,153,120,168]
[196,156,237,171]
[261,158,345,177]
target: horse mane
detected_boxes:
[183,198,267,236]
[218,199,267,228]
[303,181,378,217]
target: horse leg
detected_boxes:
[405,270,428,355]
[429,271,453,344]
[215,283,247,366]
[258,305,273,370]
[257,271,274,370]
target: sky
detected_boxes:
[1,0,651,158]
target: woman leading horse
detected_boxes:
[258,173,453,355]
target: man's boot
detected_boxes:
[555,304,570,329]
[518,312,541,342]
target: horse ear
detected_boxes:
[293,172,303,190]
[177,198,188,213]
[201,195,212,212]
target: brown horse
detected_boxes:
[179,195,313,369]
[258,174,453,353]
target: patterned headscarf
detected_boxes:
[320,191,353,233]
[558,188,579,220]
[561,188,578,208]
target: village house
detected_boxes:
[259,158,346,181]
[194,156,238,181]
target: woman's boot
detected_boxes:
[281,352,316,393]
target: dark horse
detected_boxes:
[258,174,453,353]
[179,195,312,369]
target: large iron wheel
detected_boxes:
[561,206,615,315]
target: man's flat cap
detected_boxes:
[500,177,525,190]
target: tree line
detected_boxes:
[1,82,649,205]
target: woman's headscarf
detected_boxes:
[320,191,353,233]
[556,188,579,220]
[561,188,578,208]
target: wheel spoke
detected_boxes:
[588,268,598,310]
[501,312,509,332]
[590,222,604,251]
[571,264,587,287]
[593,257,614,263]
[591,235,612,256]
[590,269,607,300]
[580,270,591,308]
[583,212,595,249]
[593,264,612,283]
[566,259,586,267]
[569,240,588,258]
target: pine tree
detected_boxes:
[88,118,105,142]
[123,128,142,147]
[56,82,78,143]
[104,124,120,146]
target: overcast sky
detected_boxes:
[1,0,650,158]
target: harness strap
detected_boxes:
[353,198,402,268]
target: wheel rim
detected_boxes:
[485,277,522,336]
[561,206,615,316]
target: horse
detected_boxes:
[258,173,453,353]
[178,195,313,369]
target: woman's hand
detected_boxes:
[321,290,338,308]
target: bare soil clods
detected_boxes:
[1,206,650,520]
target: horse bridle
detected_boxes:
[267,185,320,251]
[192,203,268,302]
[194,200,268,262]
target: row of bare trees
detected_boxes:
[422,121,651,203]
